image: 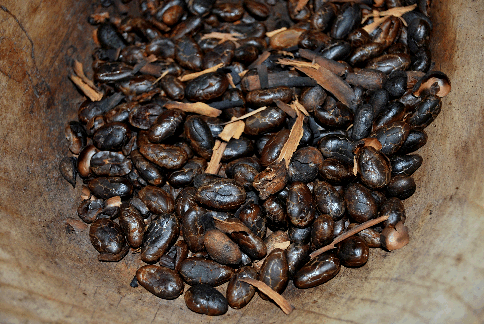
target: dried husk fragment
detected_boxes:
[240,278,294,315]
[165,102,222,117]
[310,215,390,259]
[295,66,356,108]
[179,63,224,82]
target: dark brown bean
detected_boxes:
[347,28,371,48]
[263,196,288,229]
[171,15,203,39]
[371,121,411,156]
[300,86,327,113]
[146,37,176,58]
[94,62,134,83]
[397,130,427,154]
[77,199,104,224]
[345,183,378,223]
[185,72,229,102]
[169,157,206,188]
[391,154,423,176]
[182,205,207,252]
[351,104,375,141]
[89,218,129,262]
[373,101,406,132]
[141,213,179,263]
[202,41,235,69]
[313,180,346,221]
[311,214,334,251]
[253,160,289,200]
[366,53,412,74]
[337,236,369,267]
[351,225,381,248]
[213,3,244,22]
[222,137,254,162]
[139,143,188,169]
[288,147,324,183]
[185,284,228,316]
[138,186,175,214]
[216,218,267,260]
[137,265,184,300]
[175,36,203,71]
[286,243,311,277]
[197,178,246,211]
[244,0,269,20]
[97,23,125,49]
[204,229,243,265]
[320,41,352,61]
[380,197,406,228]
[260,130,290,167]
[60,157,77,188]
[130,150,164,186]
[405,95,442,129]
[118,75,156,96]
[159,75,185,100]
[116,205,143,250]
[357,146,391,190]
[237,203,266,238]
[349,42,386,66]
[92,122,131,151]
[179,257,234,286]
[65,121,87,155]
[90,151,132,177]
[232,164,259,190]
[184,116,214,160]
[330,3,361,40]
[104,102,136,125]
[319,158,355,185]
[129,103,164,130]
[286,182,315,228]
[294,253,340,289]
[386,175,416,200]
[226,266,258,309]
[234,44,259,65]
[289,226,311,244]
[246,87,293,108]
[244,107,286,136]
[318,134,355,165]
[86,116,106,137]
[259,249,288,299]
[175,187,199,218]
[298,30,331,50]
[408,18,431,54]
[88,177,133,199]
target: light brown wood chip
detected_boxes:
[200,32,243,44]
[220,106,268,125]
[205,140,227,175]
[277,108,305,167]
[69,75,103,102]
[165,102,222,117]
[294,0,310,13]
[266,27,287,38]
[240,279,295,315]
[277,58,320,70]
[218,119,245,142]
[73,60,98,90]
[275,99,297,118]
[296,66,356,108]
[310,215,390,259]
[179,63,224,82]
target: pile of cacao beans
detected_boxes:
[60,0,450,316]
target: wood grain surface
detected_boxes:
[0,0,483,323]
